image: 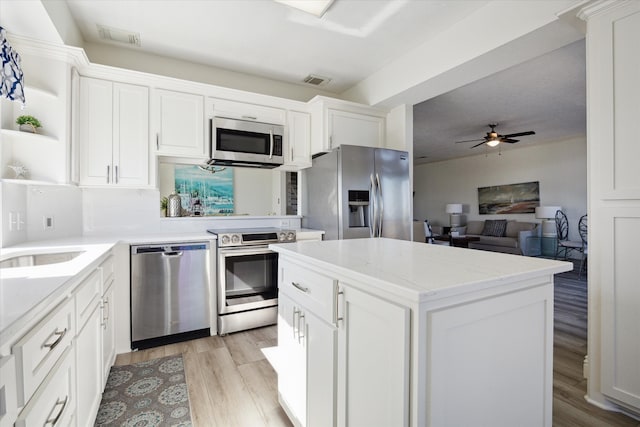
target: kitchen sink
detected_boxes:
[0,251,84,269]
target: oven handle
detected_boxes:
[218,246,274,257]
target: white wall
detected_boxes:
[1,182,82,247]
[413,137,586,242]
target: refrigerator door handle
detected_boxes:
[369,174,376,238]
[376,173,383,237]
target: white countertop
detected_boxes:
[270,238,573,302]
[0,228,322,342]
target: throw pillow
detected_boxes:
[482,219,507,237]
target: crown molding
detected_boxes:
[7,33,88,69]
[576,0,627,21]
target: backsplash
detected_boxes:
[1,182,83,247]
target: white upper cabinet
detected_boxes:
[79,77,149,187]
[153,89,205,157]
[310,97,386,154]
[328,109,384,149]
[283,110,312,169]
[210,97,286,125]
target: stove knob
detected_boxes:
[231,234,241,244]
[287,232,295,241]
[221,235,230,245]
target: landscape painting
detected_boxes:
[478,181,540,214]
[174,165,234,215]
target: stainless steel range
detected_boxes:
[207,228,296,334]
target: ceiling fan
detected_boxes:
[455,124,535,148]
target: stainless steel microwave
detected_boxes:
[208,117,284,168]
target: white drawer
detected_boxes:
[15,347,75,427]
[280,259,337,323]
[0,355,18,427]
[13,298,74,407]
[99,254,114,289]
[75,269,102,330]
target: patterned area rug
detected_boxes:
[95,355,192,426]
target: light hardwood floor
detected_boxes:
[114,265,639,426]
[114,327,292,427]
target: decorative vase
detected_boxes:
[167,192,182,217]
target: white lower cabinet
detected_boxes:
[279,258,409,427]
[75,298,102,426]
[336,283,409,427]
[277,293,306,425]
[101,282,116,386]
[14,347,75,427]
[2,253,117,427]
[278,291,336,427]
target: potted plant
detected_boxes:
[160,196,168,217]
[16,115,42,133]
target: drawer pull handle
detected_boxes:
[45,396,68,426]
[297,313,305,344]
[291,282,309,293]
[42,328,67,351]
[102,298,110,329]
[334,281,344,325]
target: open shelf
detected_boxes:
[1,128,58,142]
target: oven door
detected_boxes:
[217,246,278,315]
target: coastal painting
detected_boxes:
[478,181,539,214]
[174,165,234,215]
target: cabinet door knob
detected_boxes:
[106,165,110,184]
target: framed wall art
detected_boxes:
[478,181,540,214]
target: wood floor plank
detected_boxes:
[222,330,268,366]
[238,359,292,427]
[200,346,266,426]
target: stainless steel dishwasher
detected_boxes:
[131,242,211,350]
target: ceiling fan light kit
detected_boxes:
[456,124,535,149]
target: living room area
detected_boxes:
[412,40,587,261]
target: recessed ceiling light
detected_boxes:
[274,0,335,18]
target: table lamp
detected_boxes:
[535,206,562,237]
[445,204,463,227]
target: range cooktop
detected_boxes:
[207,228,296,247]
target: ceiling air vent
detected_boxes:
[97,24,141,47]
[303,74,331,86]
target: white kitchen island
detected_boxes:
[269,238,573,427]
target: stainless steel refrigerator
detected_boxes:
[302,145,411,240]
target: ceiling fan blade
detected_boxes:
[455,138,485,143]
[502,131,535,138]
[501,138,519,143]
[470,141,487,148]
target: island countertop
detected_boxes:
[270,238,573,303]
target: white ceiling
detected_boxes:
[413,39,586,164]
[2,1,585,164]
[64,0,489,94]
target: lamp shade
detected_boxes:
[445,204,463,214]
[535,206,562,219]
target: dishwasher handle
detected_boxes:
[162,251,183,257]
[131,242,209,255]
